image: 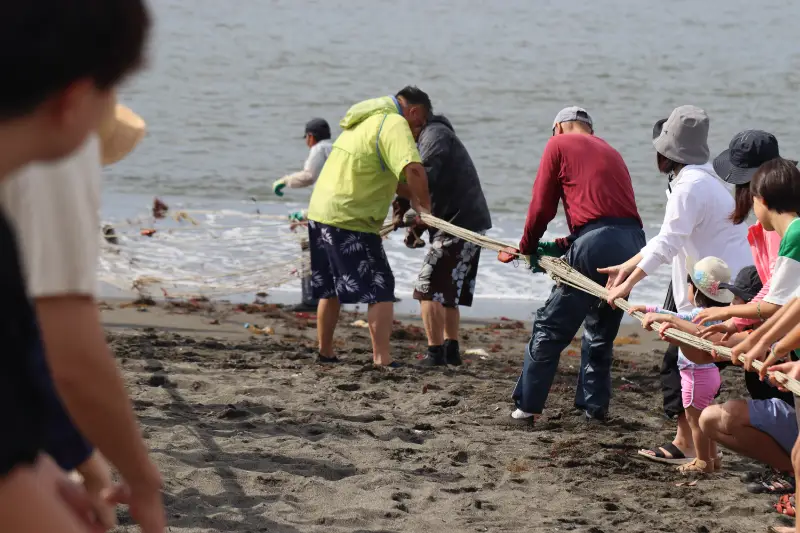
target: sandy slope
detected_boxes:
[102,301,788,533]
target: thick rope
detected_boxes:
[419,213,800,396]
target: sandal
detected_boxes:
[774,494,796,518]
[748,472,795,495]
[677,458,712,474]
[767,527,795,533]
[637,443,692,465]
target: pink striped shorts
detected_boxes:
[680,366,721,410]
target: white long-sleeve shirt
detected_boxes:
[637,163,751,311]
[282,139,333,189]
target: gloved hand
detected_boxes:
[272,178,287,197]
[497,247,545,274]
[288,210,306,222]
[536,241,564,258]
[404,217,428,249]
[392,196,412,229]
[404,228,426,249]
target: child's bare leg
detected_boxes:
[74,451,117,528]
[685,407,713,472]
[709,439,720,471]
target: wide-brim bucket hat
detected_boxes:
[653,105,710,165]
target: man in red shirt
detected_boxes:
[503,107,645,425]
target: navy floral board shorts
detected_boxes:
[413,232,481,308]
[308,221,395,304]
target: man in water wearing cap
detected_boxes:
[272,119,334,311]
[499,106,645,425]
[272,118,333,196]
[306,89,432,366]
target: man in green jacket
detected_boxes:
[307,87,432,366]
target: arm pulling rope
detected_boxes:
[418,213,800,396]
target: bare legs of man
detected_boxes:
[316,297,341,363]
[369,302,393,366]
[420,301,462,366]
[421,300,444,346]
[700,401,792,472]
[317,298,395,366]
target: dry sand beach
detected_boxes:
[103,299,788,533]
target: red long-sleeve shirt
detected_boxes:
[518,134,642,254]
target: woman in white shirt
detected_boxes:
[600,105,752,465]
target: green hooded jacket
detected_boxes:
[307,96,421,233]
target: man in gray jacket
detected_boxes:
[393,92,492,366]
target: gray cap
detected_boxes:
[552,106,593,129]
[653,105,710,165]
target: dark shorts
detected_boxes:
[412,233,481,308]
[30,326,94,471]
[308,221,395,304]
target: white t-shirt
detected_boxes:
[0,135,101,298]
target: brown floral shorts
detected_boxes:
[412,232,482,308]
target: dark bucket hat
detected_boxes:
[719,265,762,302]
[713,130,782,185]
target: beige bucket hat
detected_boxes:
[685,255,734,304]
[97,95,146,166]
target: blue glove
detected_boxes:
[272,178,287,197]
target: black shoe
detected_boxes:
[419,346,446,367]
[316,354,341,364]
[443,339,462,366]
[583,409,607,424]
[288,302,318,313]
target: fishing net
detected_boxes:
[98,199,311,299]
[98,198,400,300]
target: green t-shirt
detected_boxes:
[765,217,800,305]
[307,97,422,234]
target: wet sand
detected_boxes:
[103,299,788,533]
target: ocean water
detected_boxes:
[100,0,800,318]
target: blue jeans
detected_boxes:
[512,219,646,418]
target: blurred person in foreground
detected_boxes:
[392,100,492,367]
[272,119,333,311]
[306,87,432,366]
[498,107,645,425]
[0,98,147,529]
[0,1,164,533]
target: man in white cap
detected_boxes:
[272,118,334,311]
[499,106,645,425]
